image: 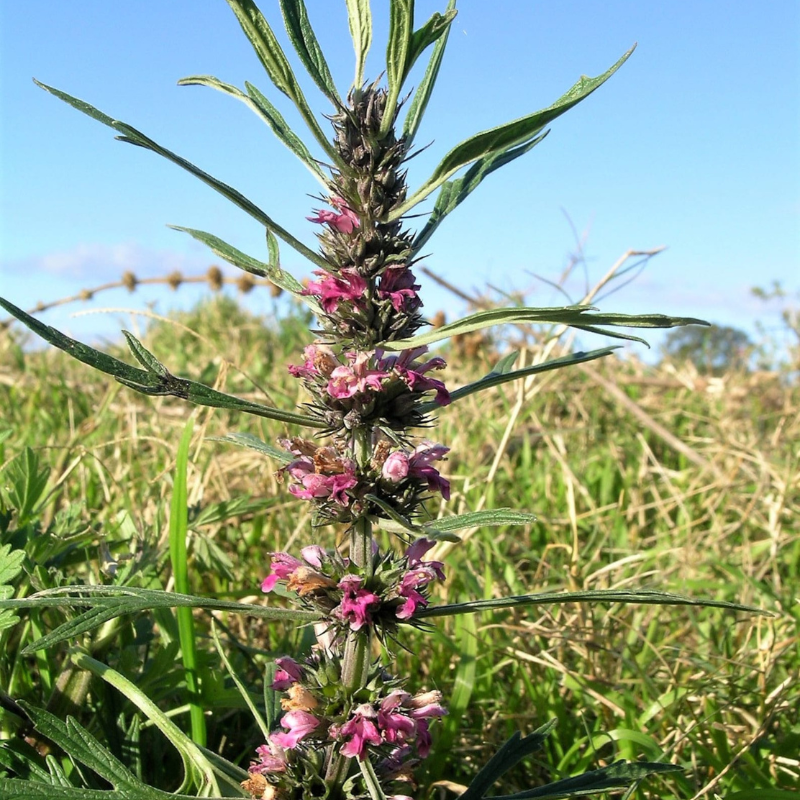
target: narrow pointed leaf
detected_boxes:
[419,347,617,413]
[377,306,708,351]
[224,0,339,163]
[493,350,520,374]
[279,0,341,103]
[493,759,682,800]
[122,331,168,376]
[391,46,636,220]
[209,432,294,464]
[412,132,547,254]
[403,0,456,145]
[177,74,326,184]
[460,721,557,800]
[416,588,769,620]
[34,79,328,269]
[423,509,537,534]
[382,0,414,137]
[0,298,326,428]
[169,225,319,309]
[345,0,372,88]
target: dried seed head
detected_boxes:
[121,271,138,292]
[206,265,223,291]
[167,271,183,290]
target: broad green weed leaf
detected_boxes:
[491,759,682,799]
[417,588,769,620]
[378,306,708,351]
[177,74,326,185]
[279,0,341,103]
[33,79,328,270]
[0,544,25,632]
[391,46,636,220]
[459,721,557,800]
[345,0,372,88]
[0,297,325,429]
[3,448,49,527]
[402,0,456,145]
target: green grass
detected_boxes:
[1,295,798,797]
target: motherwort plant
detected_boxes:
[0,2,757,798]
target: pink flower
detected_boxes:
[261,552,303,593]
[377,347,451,406]
[406,538,445,580]
[270,709,320,750]
[338,704,382,760]
[378,692,417,744]
[415,718,433,759]
[303,268,366,313]
[378,266,421,313]
[335,575,381,631]
[285,458,359,507]
[327,352,388,400]
[271,656,303,691]
[409,443,451,500]
[382,451,410,483]
[250,741,288,774]
[307,196,359,234]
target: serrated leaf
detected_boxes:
[0,297,325,429]
[279,0,341,103]
[0,586,320,653]
[460,721,557,800]
[177,74,326,185]
[3,447,49,527]
[224,0,341,165]
[417,588,769,620]
[169,225,317,309]
[210,432,294,464]
[412,132,547,254]
[402,0,456,145]
[418,347,617,413]
[493,759,682,800]
[33,79,329,270]
[345,0,372,88]
[391,46,636,220]
[0,543,25,586]
[423,509,537,534]
[377,305,709,351]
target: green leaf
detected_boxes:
[402,0,456,145]
[224,0,341,165]
[377,306,709,351]
[279,0,341,103]
[33,79,329,270]
[492,350,520,374]
[390,46,636,220]
[419,347,617,413]
[345,0,372,88]
[725,792,800,800]
[359,756,388,800]
[209,432,294,464]
[169,224,319,310]
[0,297,325,429]
[0,585,320,654]
[423,508,537,534]
[0,544,25,633]
[2,447,50,527]
[412,132,547,255]
[460,721,557,800]
[417,588,769,620]
[492,759,682,800]
[122,331,168,376]
[406,8,457,83]
[176,74,327,185]
[382,0,414,137]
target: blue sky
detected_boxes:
[1,1,798,355]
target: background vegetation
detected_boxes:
[1,293,797,798]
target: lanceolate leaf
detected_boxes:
[377,306,708,351]
[33,79,328,270]
[382,0,414,137]
[492,759,682,800]
[279,0,341,103]
[177,74,327,185]
[418,347,617,414]
[224,0,341,166]
[406,8,458,84]
[403,0,456,145]
[423,509,537,534]
[0,586,320,654]
[168,224,320,310]
[412,132,548,255]
[0,299,325,429]
[390,46,636,220]
[416,588,769,620]
[210,432,294,464]
[345,0,373,88]
[459,721,557,800]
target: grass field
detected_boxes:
[1,295,798,798]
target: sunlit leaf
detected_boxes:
[345,0,372,88]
